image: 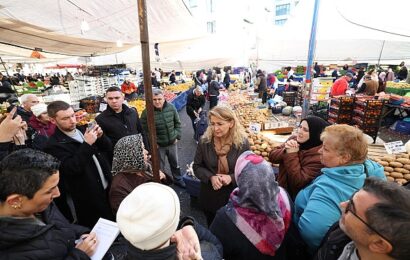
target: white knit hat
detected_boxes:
[31,103,48,117]
[116,183,180,250]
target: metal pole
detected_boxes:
[376,40,385,68]
[302,0,320,118]
[137,0,160,182]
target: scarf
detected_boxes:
[213,138,232,175]
[298,116,330,150]
[112,134,150,175]
[225,151,292,256]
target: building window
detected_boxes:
[275,19,287,25]
[189,0,197,8]
[207,21,216,33]
[206,0,215,13]
[275,4,290,16]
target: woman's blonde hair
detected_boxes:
[320,124,368,163]
[202,106,246,148]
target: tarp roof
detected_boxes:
[256,0,410,70]
[0,0,204,58]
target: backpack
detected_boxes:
[195,111,208,141]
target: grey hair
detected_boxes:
[20,94,37,104]
[153,88,163,96]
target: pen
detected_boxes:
[75,235,87,244]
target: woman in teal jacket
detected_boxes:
[293,124,386,252]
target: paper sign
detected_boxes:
[384,141,406,154]
[249,123,262,133]
[264,121,289,130]
[90,218,120,260]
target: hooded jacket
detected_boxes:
[293,159,386,251]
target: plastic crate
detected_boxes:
[183,174,201,198]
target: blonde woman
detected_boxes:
[193,106,249,225]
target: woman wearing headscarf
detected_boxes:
[109,134,166,213]
[269,116,330,199]
[210,151,292,260]
[193,106,249,225]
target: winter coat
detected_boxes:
[0,202,90,259]
[95,104,148,149]
[109,170,153,214]
[293,159,386,251]
[44,128,115,228]
[193,139,249,213]
[330,76,349,96]
[29,115,56,137]
[208,80,220,96]
[269,143,324,200]
[210,208,287,260]
[15,106,33,123]
[121,82,137,94]
[255,75,267,93]
[223,73,231,88]
[140,101,181,147]
[186,89,205,120]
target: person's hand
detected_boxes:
[173,139,178,144]
[12,127,27,145]
[217,174,232,186]
[171,225,202,260]
[94,124,103,138]
[84,126,98,145]
[0,107,25,142]
[75,232,98,257]
[284,139,299,149]
[210,175,223,190]
[159,170,166,180]
[194,111,199,118]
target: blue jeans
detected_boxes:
[159,142,182,181]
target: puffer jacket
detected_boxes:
[140,101,181,147]
[0,202,90,259]
[293,159,386,251]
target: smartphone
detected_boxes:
[87,121,97,130]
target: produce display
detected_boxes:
[386,81,410,89]
[353,99,384,143]
[234,104,269,129]
[163,91,177,102]
[164,82,192,93]
[246,130,278,162]
[373,153,410,185]
[128,99,146,115]
[327,96,355,124]
[75,109,93,126]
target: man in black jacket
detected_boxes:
[186,86,205,137]
[95,87,148,156]
[44,101,114,228]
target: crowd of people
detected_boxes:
[0,66,410,260]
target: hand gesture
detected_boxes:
[12,127,27,145]
[84,126,98,145]
[159,170,166,180]
[0,107,25,142]
[94,124,103,138]
[284,139,299,149]
[171,226,202,260]
[210,175,223,190]
[75,232,98,257]
[216,174,232,186]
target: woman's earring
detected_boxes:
[12,204,21,209]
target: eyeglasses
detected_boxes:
[345,191,393,245]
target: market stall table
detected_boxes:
[381,103,410,125]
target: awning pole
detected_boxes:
[302,0,320,118]
[137,0,160,182]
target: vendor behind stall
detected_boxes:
[330,72,353,97]
[121,78,138,100]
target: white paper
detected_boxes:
[90,218,120,260]
[384,141,406,154]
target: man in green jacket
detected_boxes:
[140,89,185,188]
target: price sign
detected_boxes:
[99,103,107,112]
[249,123,261,133]
[384,141,406,154]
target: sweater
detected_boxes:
[293,159,385,251]
[330,77,349,96]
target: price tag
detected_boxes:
[249,123,261,133]
[384,141,406,154]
